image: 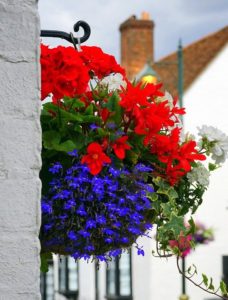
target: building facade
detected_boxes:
[41,14,228,300]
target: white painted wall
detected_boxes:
[79,261,96,300]
[0,0,41,299]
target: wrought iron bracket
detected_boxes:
[40,20,91,45]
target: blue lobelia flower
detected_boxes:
[49,162,63,174]
[40,158,154,262]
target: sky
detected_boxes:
[39,0,228,62]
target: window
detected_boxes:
[223,256,228,286]
[106,252,132,300]
[40,260,54,300]
[59,256,79,300]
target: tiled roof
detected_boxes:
[153,26,228,96]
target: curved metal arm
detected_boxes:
[40,20,91,45]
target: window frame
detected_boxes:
[58,256,79,300]
[40,259,55,300]
[106,252,133,300]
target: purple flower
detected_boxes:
[96,255,106,261]
[86,220,97,229]
[64,199,75,210]
[128,226,141,235]
[90,124,99,131]
[137,248,145,256]
[103,228,115,235]
[78,230,90,238]
[41,160,154,262]
[134,163,153,173]
[41,202,52,214]
[85,245,95,252]
[120,237,129,244]
[96,215,106,225]
[68,149,78,157]
[105,238,113,244]
[109,249,122,257]
[106,122,116,129]
[77,206,87,216]
[68,231,77,241]
[49,162,62,174]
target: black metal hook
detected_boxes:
[40,20,91,45]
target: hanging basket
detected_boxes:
[40,43,225,263]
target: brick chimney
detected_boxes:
[119,12,154,79]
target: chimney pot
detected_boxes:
[141,12,150,20]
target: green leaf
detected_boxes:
[161,202,175,217]
[43,130,61,150]
[62,97,85,109]
[104,92,122,125]
[153,177,178,202]
[40,252,52,273]
[147,193,158,202]
[208,277,215,290]
[220,280,228,295]
[74,125,82,133]
[43,103,83,122]
[105,92,119,112]
[202,273,208,287]
[125,150,138,164]
[80,115,101,123]
[54,140,77,152]
[85,104,94,115]
[187,217,196,235]
[208,163,217,171]
[71,99,86,109]
[97,128,108,137]
[162,213,185,237]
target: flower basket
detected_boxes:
[40,44,228,263]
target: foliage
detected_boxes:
[40,43,228,296]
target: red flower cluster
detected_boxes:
[150,128,206,184]
[119,81,205,184]
[41,44,90,102]
[80,46,125,79]
[41,44,125,103]
[41,44,205,185]
[81,137,131,174]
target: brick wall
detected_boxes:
[0,0,41,299]
[119,13,154,80]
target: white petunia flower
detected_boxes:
[198,125,228,164]
[100,73,127,91]
[187,163,210,187]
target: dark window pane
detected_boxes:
[106,252,132,298]
[59,257,67,291]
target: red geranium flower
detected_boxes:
[81,142,111,175]
[80,46,125,79]
[111,136,131,159]
[40,44,90,103]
